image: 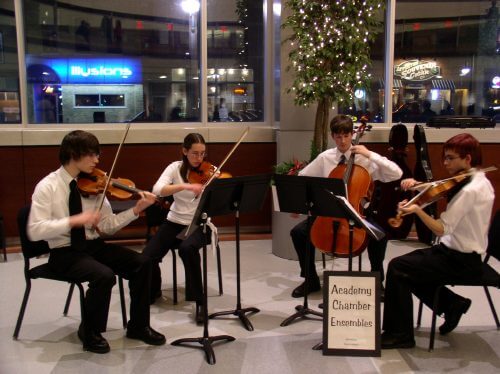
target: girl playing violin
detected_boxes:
[27,130,165,353]
[143,133,211,324]
[381,133,495,349]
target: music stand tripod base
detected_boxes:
[171,210,234,365]
[207,174,271,331]
[209,306,260,331]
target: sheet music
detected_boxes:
[332,195,385,241]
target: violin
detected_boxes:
[388,166,497,228]
[310,118,373,257]
[188,161,232,185]
[78,168,167,205]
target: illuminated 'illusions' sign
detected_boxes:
[26,56,142,84]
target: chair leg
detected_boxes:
[172,250,178,305]
[118,277,127,328]
[75,283,86,328]
[322,253,326,269]
[429,286,443,352]
[417,300,423,327]
[216,243,223,295]
[13,280,32,339]
[64,283,76,316]
[484,286,500,328]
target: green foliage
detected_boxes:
[283,0,385,108]
[274,159,308,175]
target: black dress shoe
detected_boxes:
[195,302,204,325]
[439,297,471,335]
[78,325,110,354]
[291,279,321,298]
[381,332,415,349]
[126,325,166,346]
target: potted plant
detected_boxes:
[282,0,385,154]
[272,1,385,260]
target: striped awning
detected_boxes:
[432,79,456,90]
[378,79,403,88]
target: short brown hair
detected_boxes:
[330,114,354,135]
[443,133,482,167]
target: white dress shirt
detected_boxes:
[28,166,138,249]
[439,171,494,254]
[152,161,200,226]
[299,146,403,183]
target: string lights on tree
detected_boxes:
[283,0,384,155]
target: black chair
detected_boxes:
[145,201,223,305]
[416,210,500,351]
[13,205,128,340]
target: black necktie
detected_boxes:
[69,180,86,249]
[338,154,346,165]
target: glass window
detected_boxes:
[0,0,21,124]
[101,94,125,107]
[23,0,201,123]
[75,94,99,107]
[394,0,499,123]
[207,0,265,122]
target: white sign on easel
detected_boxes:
[323,271,381,357]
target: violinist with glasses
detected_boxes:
[381,133,495,349]
[27,130,166,354]
[143,133,213,324]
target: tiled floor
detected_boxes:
[1,238,499,373]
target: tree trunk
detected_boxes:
[313,98,331,153]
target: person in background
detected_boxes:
[213,98,229,122]
[146,104,163,122]
[170,100,183,121]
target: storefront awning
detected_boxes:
[431,79,456,90]
[378,79,403,88]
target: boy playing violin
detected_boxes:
[28,130,166,353]
[381,133,494,349]
[289,114,403,299]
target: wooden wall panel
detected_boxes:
[1,143,276,237]
[2,140,497,239]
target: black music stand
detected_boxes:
[311,191,384,351]
[171,181,237,365]
[208,174,272,331]
[274,174,346,327]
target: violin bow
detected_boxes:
[95,121,132,212]
[202,126,249,188]
[409,166,498,191]
[189,127,249,203]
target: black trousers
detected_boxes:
[382,244,482,338]
[48,239,151,332]
[290,218,387,281]
[142,220,211,303]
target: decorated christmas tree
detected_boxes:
[283,0,385,155]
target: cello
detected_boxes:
[310,119,372,257]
